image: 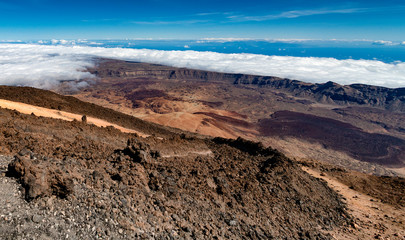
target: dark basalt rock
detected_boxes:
[258,110,405,167]
[7,155,74,200]
[121,138,160,163]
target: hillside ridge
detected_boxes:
[90,60,405,112]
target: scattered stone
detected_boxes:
[4,101,400,239]
[32,214,43,223]
[18,148,31,157]
[228,220,237,226]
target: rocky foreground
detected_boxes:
[1,139,351,239]
[0,106,353,239]
[0,95,404,239]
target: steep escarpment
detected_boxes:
[89,60,405,111]
[234,78,405,111]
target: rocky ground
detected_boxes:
[0,91,404,239]
[1,154,124,240]
[2,83,405,176]
[0,106,354,239]
[302,166,405,239]
[0,142,351,239]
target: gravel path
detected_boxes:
[302,167,405,239]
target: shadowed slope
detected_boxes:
[259,111,405,167]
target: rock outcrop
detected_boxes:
[7,150,74,200]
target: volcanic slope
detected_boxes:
[0,87,404,239]
[0,96,348,239]
[0,85,185,138]
[65,59,405,176]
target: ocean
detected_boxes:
[67,39,405,63]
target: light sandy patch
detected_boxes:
[0,99,148,137]
[143,112,237,139]
[72,92,255,139]
[387,167,405,177]
[302,167,405,239]
[161,150,213,158]
[311,103,343,109]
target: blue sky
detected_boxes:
[0,0,404,40]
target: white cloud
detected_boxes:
[372,40,395,46]
[51,39,76,45]
[228,8,366,22]
[131,19,209,25]
[1,44,405,89]
[88,42,103,45]
[267,38,315,43]
[0,40,22,43]
[0,44,94,89]
[198,38,254,43]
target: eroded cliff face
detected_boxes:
[238,79,405,111]
[90,60,405,112]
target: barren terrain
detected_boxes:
[56,59,405,176]
[0,106,349,239]
[303,167,405,239]
[1,60,404,239]
[0,85,404,239]
[0,99,146,136]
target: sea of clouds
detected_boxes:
[1,43,405,89]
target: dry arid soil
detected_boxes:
[0,60,404,239]
[61,59,405,176]
[0,105,352,239]
[0,87,402,239]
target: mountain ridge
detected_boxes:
[90,60,405,112]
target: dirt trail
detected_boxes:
[0,99,149,137]
[161,150,213,158]
[302,167,405,239]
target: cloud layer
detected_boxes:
[227,8,366,22]
[1,44,405,89]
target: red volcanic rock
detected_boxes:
[7,153,74,200]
